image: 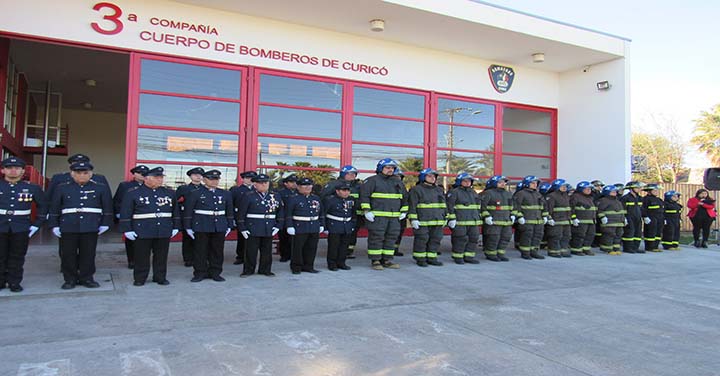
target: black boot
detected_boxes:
[702,241,709,248]
[694,239,701,248]
[427,259,443,266]
[497,253,509,261]
[530,250,545,259]
[485,254,500,262]
[521,251,532,260]
[464,258,480,264]
[454,258,465,264]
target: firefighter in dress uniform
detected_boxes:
[183,170,234,282]
[446,173,481,264]
[320,165,361,259]
[0,157,47,293]
[408,168,447,267]
[112,164,148,269]
[119,167,180,286]
[175,167,205,267]
[322,181,356,271]
[49,161,113,289]
[230,171,257,265]
[237,174,284,277]
[286,177,324,274]
[276,175,298,262]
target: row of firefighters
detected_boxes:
[0,154,685,293]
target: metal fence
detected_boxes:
[659,183,719,232]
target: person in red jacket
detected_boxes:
[687,189,716,248]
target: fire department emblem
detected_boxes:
[488,65,515,93]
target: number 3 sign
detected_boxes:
[91,2,123,35]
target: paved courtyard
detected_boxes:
[2,235,720,376]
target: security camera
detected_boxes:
[582,66,590,73]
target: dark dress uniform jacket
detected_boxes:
[48,172,109,200]
[182,186,234,233]
[446,186,481,226]
[48,181,113,232]
[113,180,143,216]
[0,180,48,232]
[175,182,203,230]
[231,184,254,223]
[322,194,356,234]
[119,185,181,238]
[236,190,285,237]
[286,193,324,234]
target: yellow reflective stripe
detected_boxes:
[600,210,625,215]
[646,205,661,209]
[350,193,359,198]
[408,213,418,219]
[368,249,383,255]
[455,204,480,209]
[480,211,491,217]
[665,210,678,213]
[578,219,595,224]
[361,203,371,209]
[417,203,446,209]
[400,206,408,212]
[451,252,464,258]
[371,192,403,199]
[553,207,571,212]
[374,211,401,217]
[427,252,438,258]
[487,205,513,211]
[456,220,481,225]
[625,202,637,206]
[419,220,446,226]
[521,205,543,210]
[446,214,457,219]
[574,207,598,211]
[464,252,476,257]
[381,249,395,255]
[488,220,513,226]
[413,252,428,258]
[523,219,544,224]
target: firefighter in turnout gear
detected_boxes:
[512,181,524,251]
[230,171,257,265]
[620,181,644,253]
[408,168,446,267]
[538,182,552,250]
[597,185,626,255]
[544,179,573,258]
[590,180,605,248]
[446,173,481,264]
[480,175,514,262]
[113,165,148,269]
[661,191,682,250]
[641,184,665,252]
[569,181,597,256]
[320,165,361,259]
[513,176,547,260]
[175,167,205,267]
[393,169,407,257]
[359,158,408,270]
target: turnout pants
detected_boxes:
[0,231,30,285]
[124,238,135,265]
[193,232,225,278]
[60,232,98,283]
[291,232,319,272]
[483,225,512,257]
[366,216,401,261]
[643,217,663,251]
[181,230,195,264]
[133,237,170,282]
[662,218,681,249]
[546,225,571,255]
[622,217,642,252]
[412,225,443,261]
[516,223,544,252]
[451,225,480,260]
[327,233,351,268]
[396,217,408,252]
[244,236,273,274]
[235,229,246,262]
[278,229,291,260]
[570,224,595,253]
[600,227,623,253]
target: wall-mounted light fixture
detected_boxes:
[532,53,545,63]
[369,19,385,32]
[596,81,610,91]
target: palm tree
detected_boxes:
[692,104,720,166]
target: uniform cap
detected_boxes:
[240,171,258,178]
[335,181,352,190]
[252,174,270,183]
[70,162,94,171]
[282,174,299,183]
[298,177,314,186]
[130,165,149,174]
[1,157,26,168]
[186,167,205,177]
[203,169,222,179]
[67,154,90,163]
[144,167,165,177]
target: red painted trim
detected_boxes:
[139,89,243,104]
[494,104,504,175]
[437,121,494,130]
[550,109,558,180]
[341,82,354,165]
[258,101,342,114]
[257,165,337,172]
[137,124,241,136]
[501,128,552,136]
[423,93,431,168]
[352,111,424,123]
[501,153,552,159]
[124,53,141,181]
[428,92,439,169]
[436,147,494,154]
[247,68,260,171]
[237,67,249,183]
[352,141,424,149]
[0,31,131,55]
[136,159,238,167]
[257,133,340,143]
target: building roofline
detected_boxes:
[468,0,632,42]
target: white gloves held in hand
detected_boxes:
[124,231,138,241]
[171,229,179,238]
[271,227,280,236]
[484,217,494,226]
[98,226,109,235]
[52,227,62,238]
[517,217,526,225]
[399,212,407,221]
[411,220,420,230]
[241,230,250,239]
[186,229,195,239]
[364,212,375,222]
[287,227,296,235]
[28,226,39,238]
[571,218,580,227]
[447,220,456,229]
[643,217,652,224]
[547,219,556,227]
[601,217,608,225]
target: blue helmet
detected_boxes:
[486,175,509,189]
[601,185,618,196]
[375,158,398,174]
[418,168,439,183]
[516,181,525,191]
[539,182,552,195]
[454,173,474,187]
[563,183,573,191]
[339,165,358,178]
[522,175,541,187]
[576,181,592,192]
[664,190,680,200]
[549,178,566,192]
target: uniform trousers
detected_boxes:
[133,237,170,282]
[291,232,319,272]
[244,235,274,274]
[60,232,98,283]
[0,231,30,285]
[193,232,225,278]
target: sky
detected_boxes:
[479,0,720,168]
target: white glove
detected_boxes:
[399,212,407,221]
[186,229,195,239]
[241,230,250,239]
[171,229,179,238]
[364,212,375,222]
[517,217,526,225]
[510,215,516,223]
[484,217,494,226]
[124,231,138,241]
[271,227,280,236]
[624,218,628,226]
[543,217,548,225]
[547,219,556,226]
[448,220,457,229]
[28,226,39,238]
[115,214,120,219]
[601,217,608,225]
[643,217,651,224]
[318,226,324,234]
[225,228,231,237]
[571,218,580,227]
[411,220,421,229]
[52,227,62,238]
[98,226,110,235]
[287,227,296,235]
[664,220,667,225]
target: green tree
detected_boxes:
[399,157,423,189]
[631,132,686,183]
[691,104,720,166]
